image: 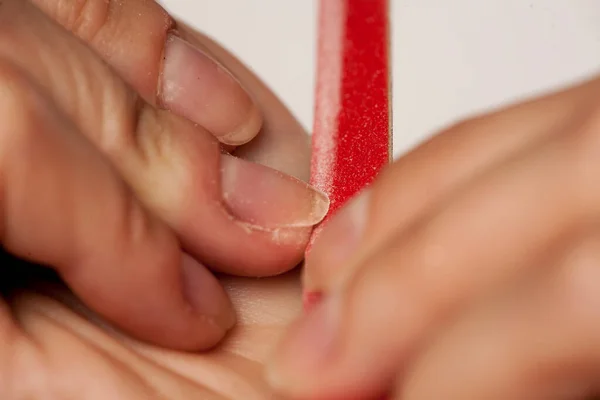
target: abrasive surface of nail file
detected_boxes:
[304,1,391,398]
[304,0,391,303]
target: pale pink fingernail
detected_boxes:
[220,154,329,229]
[181,254,235,331]
[160,34,262,145]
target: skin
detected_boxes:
[6,1,600,399]
[1,258,299,399]
[0,0,312,398]
[269,75,600,399]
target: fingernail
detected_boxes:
[160,34,262,145]
[181,254,235,331]
[304,191,370,285]
[267,294,341,390]
[220,154,329,229]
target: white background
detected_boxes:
[160,0,600,158]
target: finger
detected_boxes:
[266,107,600,398]
[177,24,312,181]
[7,291,228,400]
[304,75,600,291]
[0,62,233,350]
[0,0,328,275]
[401,234,600,400]
[31,0,262,146]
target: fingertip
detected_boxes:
[218,98,263,146]
[120,251,236,351]
[180,253,236,341]
[160,34,262,145]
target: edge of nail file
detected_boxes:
[304,0,392,310]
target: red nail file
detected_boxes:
[303,1,392,398]
[305,0,392,296]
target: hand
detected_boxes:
[2,261,300,398]
[268,74,600,399]
[2,0,322,397]
[0,0,328,355]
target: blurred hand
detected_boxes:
[269,74,600,399]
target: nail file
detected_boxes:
[303,1,392,398]
[304,0,392,304]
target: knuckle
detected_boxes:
[94,91,141,159]
[48,0,174,48]
[49,0,111,42]
[99,94,179,170]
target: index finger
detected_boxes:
[33,0,263,146]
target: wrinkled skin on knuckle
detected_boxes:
[36,0,174,45]
[0,1,146,160]
[42,0,111,41]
